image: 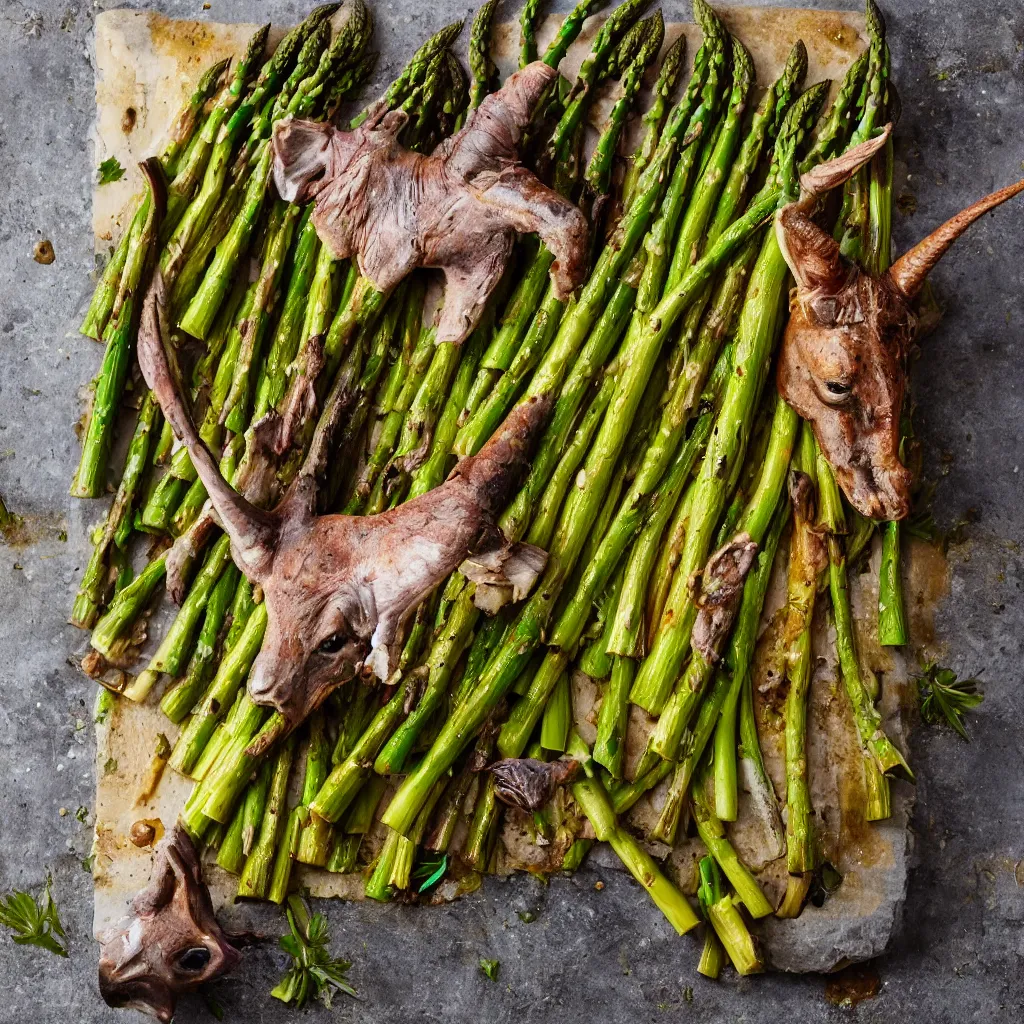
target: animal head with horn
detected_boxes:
[135,160,549,736]
[775,124,1024,520]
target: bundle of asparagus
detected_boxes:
[74,1,1022,1015]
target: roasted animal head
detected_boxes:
[272,61,589,344]
[98,826,240,1022]
[136,161,549,734]
[776,127,1024,519]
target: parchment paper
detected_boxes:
[90,4,938,972]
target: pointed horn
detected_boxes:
[136,161,278,579]
[889,176,1024,299]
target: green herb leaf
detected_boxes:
[917,663,984,740]
[97,156,126,185]
[412,853,447,893]
[271,895,355,1009]
[479,957,500,981]
[0,878,68,957]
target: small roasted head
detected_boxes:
[244,398,550,733]
[98,827,240,1022]
[776,126,1024,520]
[134,152,551,740]
[776,244,916,520]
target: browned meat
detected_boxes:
[691,533,758,664]
[486,757,580,812]
[136,160,550,734]
[272,61,589,345]
[98,826,240,1022]
[775,126,1024,519]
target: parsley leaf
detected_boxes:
[0,877,68,957]
[97,156,125,185]
[918,663,984,740]
[271,896,355,1009]
[479,958,500,981]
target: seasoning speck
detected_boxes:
[33,240,55,265]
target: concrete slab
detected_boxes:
[0,1,1022,1021]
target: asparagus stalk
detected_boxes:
[619,33,687,212]
[628,82,829,716]
[71,164,161,498]
[168,603,268,775]
[80,55,230,339]
[123,533,233,702]
[468,0,500,109]
[179,10,370,341]
[696,855,764,975]
[519,0,544,67]
[545,0,652,162]
[168,4,331,304]
[71,393,161,626]
[568,732,699,934]
[453,3,724,461]
[583,12,665,202]
[712,512,785,815]
[541,0,604,70]
[160,562,239,723]
[361,20,465,124]
[780,427,826,884]
[499,50,761,756]
[692,799,773,919]
[237,734,296,899]
[382,188,781,838]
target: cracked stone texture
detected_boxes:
[0,0,1022,1021]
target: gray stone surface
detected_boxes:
[0,0,1022,1021]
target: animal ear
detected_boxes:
[889,176,1024,298]
[798,124,892,198]
[272,117,336,202]
[775,212,847,305]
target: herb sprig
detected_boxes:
[918,663,984,740]
[271,895,356,1009]
[0,877,68,957]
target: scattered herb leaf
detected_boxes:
[97,156,125,185]
[412,853,448,894]
[479,958,500,981]
[94,688,116,724]
[75,806,89,823]
[516,909,538,924]
[103,756,118,775]
[0,878,68,957]
[271,895,356,1009]
[81,855,95,874]
[918,663,984,740]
